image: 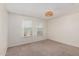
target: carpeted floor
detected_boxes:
[6,39,79,56]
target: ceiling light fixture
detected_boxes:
[45,9,54,17]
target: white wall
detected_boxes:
[48,13,79,47]
[0,4,8,55]
[8,13,47,47]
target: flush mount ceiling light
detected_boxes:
[45,9,54,17]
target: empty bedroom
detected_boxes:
[1,3,79,56]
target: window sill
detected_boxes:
[24,35,32,38]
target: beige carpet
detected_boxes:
[6,39,79,56]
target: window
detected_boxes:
[36,20,43,36]
[24,19,44,37]
[24,20,32,37]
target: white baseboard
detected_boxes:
[49,38,79,48]
[8,38,46,47]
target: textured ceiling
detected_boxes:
[6,3,79,19]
